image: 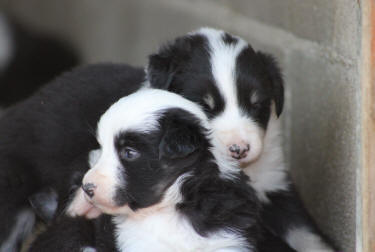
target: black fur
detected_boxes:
[222,32,238,45]
[28,215,117,252]
[257,230,297,252]
[112,109,228,212]
[1,28,332,251]
[0,15,80,107]
[147,33,283,129]
[30,107,262,251]
[261,185,338,250]
[110,108,260,250]
[28,187,58,223]
[148,35,226,119]
[236,47,281,129]
[28,217,96,252]
[146,30,334,251]
[255,52,284,117]
[178,171,260,246]
[0,63,144,250]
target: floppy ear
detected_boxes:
[147,37,193,90]
[147,53,176,90]
[257,52,284,117]
[158,119,204,168]
[159,124,201,159]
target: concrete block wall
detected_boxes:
[1,0,362,251]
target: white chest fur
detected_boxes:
[243,112,288,202]
[113,207,251,252]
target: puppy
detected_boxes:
[64,88,260,252]
[146,27,335,251]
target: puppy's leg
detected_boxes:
[262,185,337,252]
[28,216,96,252]
[0,208,35,252]
[28,214,116,252]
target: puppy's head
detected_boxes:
[147,27,284,165]
[78,89,211,216]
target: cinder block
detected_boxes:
[331,0,361,61]
[2,0,212,65]
[214,0,336,45]
[286,49,359,252]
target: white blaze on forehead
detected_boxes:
[0,14,13,72]
[195,27,247,112]
[191,28,266,166]
[97,88,209,146]
[195,28,255,134]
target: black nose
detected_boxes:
[82,183,96,198]
[229,144,241,154]
[229,144,250,159]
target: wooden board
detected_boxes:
[361,0,375,251]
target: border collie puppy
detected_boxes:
[0,13,79,108]
[146,27,335,251]
[66,88,260,252]
[0,63,144,252]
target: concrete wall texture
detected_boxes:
[1,0,363,251]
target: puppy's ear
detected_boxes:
[257,52,284,117]
[147,36,195,90]
[147,52,176,90]
[159,124,201,159]
[158,117,205,168]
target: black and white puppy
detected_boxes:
[68,88,260,252]
[146,27,335,251]
[0,13,79,108]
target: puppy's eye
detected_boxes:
[203,94,215,110]
[121,147,140,161]
[250,92,258,104]
[249,92,261,110]
[252,102,261,110]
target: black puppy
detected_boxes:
[0,64,144,252]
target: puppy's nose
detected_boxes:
[82,183,96,198]
[228,143,250,160]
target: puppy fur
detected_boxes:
[0,63,144,251]
[0,27,335,251]
[147,27,335,251]
[69,89,261,252]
